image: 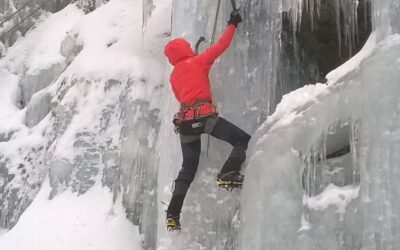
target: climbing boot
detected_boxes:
[166,214,181,232]
[216,171,244,190]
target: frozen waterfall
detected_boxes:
[239,1,400,250]
[158,0,400,249]
[0,0,399,250]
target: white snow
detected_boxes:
[326,32,377,83]
[0,70,24,134]
[264,83,330,132]
[0,0,398,249]
[1,5,84,75]
[58,0,143,80]
[241,33,400,249]
[0,181,142,250]
[0,0,169,249]
[304,184,360,214]
[0,4,84,136]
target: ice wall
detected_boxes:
[0,3,170,250]
[156,0,324,249]
[157,0,400,250]
[1,0,398,250]
[0,0,53,50]
[40,2,168,248]
[0,5,84,228]
[156,0,293,249]
[240,1,400,249]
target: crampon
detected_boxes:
[216,171,244,191]
[166,215,181,232]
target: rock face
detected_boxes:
[0,1,43,48]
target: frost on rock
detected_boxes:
[2,0,167,248]
[0,0,51,50]
[21,62,66,106]
[25,90,52,128]
[0,5,84,229]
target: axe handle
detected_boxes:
[230,0,238,10]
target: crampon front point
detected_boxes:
[166,216,181,232]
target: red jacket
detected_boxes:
[164,25,236,106]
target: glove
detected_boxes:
[227,10,242,27]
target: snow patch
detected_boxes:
[326,32,377,83]
[264,83,329,132]
[0,181,143,250]
[1,5,84,75]
[61,0,144,80]
[304,184,359,214]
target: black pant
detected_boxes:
[167,116,251,217]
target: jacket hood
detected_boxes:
[164,38,195,65]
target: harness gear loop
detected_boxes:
[173,99,218,135]
[179,100,217,120]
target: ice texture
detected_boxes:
[239,1,400,249]
[157,1,400,250]
[156,0,319,249]
[0,0,400,250]
[0,5,84,229]
[1,1,169,249]
[241,33,400,249]
[0,0,51,49]
[0,181,143,250]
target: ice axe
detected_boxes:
[203,0,239,47]
[195,36,206,55]
[230,0,238,11]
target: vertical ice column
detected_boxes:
[156,0,259,249]
[212,0,283,126]
[157,2,231,249]
[333,0,361,56]
[157,0,309,249]
[354,40,400,249]
[142,0,155,36]
[359,2,400,247]
[373,0,400,38]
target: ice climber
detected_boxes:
[163,10,251,231]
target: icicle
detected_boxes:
[141,0,155,37]
[296,0,303,32]
[305,0,309,15]
[316,0,321,17]
[363,0,369,31]
[309,0,314,31]
[335,0,342,56]
[350,119,360,185]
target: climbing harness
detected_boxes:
[173,100,218,135]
